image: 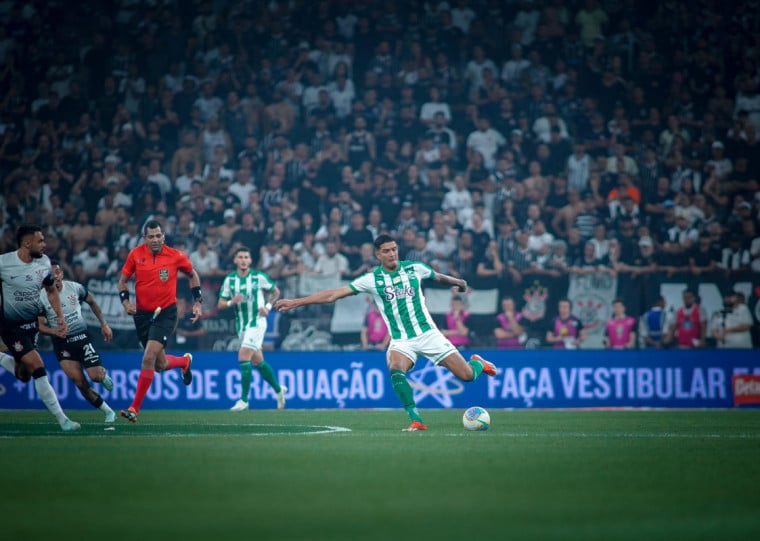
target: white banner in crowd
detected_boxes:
[567,273,618,349]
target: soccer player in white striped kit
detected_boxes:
[276,234,497,431]
[217,247,286,411]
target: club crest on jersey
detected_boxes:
[67,294,78,305]
[12,341,23,352]
[61,350,71,358]
[158,269,170,282]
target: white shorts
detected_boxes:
[388,329,458,367]
[239,319,267,351]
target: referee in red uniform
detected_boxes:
[117,219,204,422]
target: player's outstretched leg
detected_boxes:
[254,359,286,409]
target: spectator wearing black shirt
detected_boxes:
[688,232,721,276]
[228,211,265,268]
[341,212,374,269]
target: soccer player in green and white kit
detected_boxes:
[217,247,287,411]
[276,234,497,431]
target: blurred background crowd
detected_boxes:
[0,0,757,349]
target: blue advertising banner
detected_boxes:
[0,350,758,410]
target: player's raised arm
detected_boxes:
[432,271,467,293]
[275,285,355,312]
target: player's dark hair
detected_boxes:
[16,224,42,247]
[233,247,251,257]
[373,233,395,249]
[50,259,60,267]
[143,219,163,235]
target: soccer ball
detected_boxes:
[462,406,490,431]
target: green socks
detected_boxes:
[391,369,423,422]
[255,360,282,393]
[468,359,485,381]
[239,361,253,402]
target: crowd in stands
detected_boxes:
[0,0,758,348]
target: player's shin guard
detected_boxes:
[239,361,252,402]
[391,369,423,422]
[255,361,281,393]
[32,368,68,425]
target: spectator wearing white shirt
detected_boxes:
[566,142,591,193]
[605,143,639,177]
[227,169,257,210]
[501,43,530,88]
[146,158,172,199]
[189,240,221,276]
[450,0,476,33]
[327,73,355,120]
[527,219,554,255]
[175,161,202,196]
[419,87,451,126]
[713,292,753,348]
[74,240,109,279]
[312,240,349,278]
[532,103,569,143]
[441,174,473,225]
[463,46,497,101]
[705,140,733,181]
[466,116,506,170]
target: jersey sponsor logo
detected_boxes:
[383,285,415,301]
[159,269,170,282]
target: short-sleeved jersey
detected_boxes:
[39,280,89,335]
[0,251,53,322]
[219,269,276,333]
[121,244,193,312]
[349,261,437,340]
[605,316,636,349]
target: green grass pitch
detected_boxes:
[1,409,759,541]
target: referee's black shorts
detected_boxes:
[134,304,178,348]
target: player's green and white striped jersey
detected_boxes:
[219,270,275,333]
[39,280,89,334]
[349,261,436,340]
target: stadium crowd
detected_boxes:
[0,0,758,348]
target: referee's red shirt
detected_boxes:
[121,244,193,312]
